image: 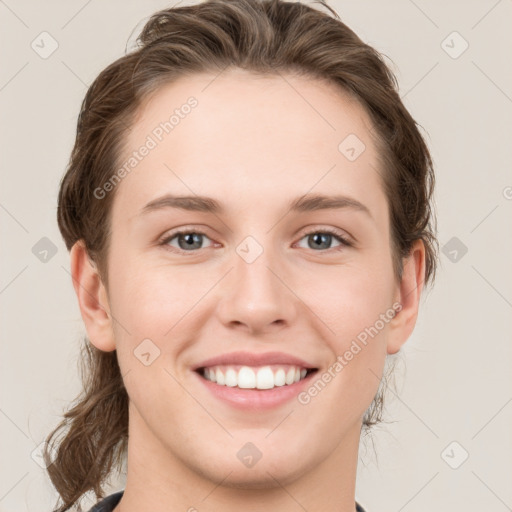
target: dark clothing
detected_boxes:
[87,491,123,512]
[87,490,368,511]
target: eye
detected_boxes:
[160,229,214,252]
[158,227,353,254]
[295,228,352,252]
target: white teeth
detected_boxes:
[238,366,256,388]
[256,366,274,389]
[274,368,286,387]
[201,365,311,389]
[225,368,237,387]
[285,367,295,385]
[215,367,225,385]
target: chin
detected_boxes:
[191,452,308,490]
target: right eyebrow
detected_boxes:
[287,194,373,220]
[138,192,373,221]
[140,194,223,215]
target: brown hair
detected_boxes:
[44,0,438,510]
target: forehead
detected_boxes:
[113,69,386,221]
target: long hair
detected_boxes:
[44,0,438,510]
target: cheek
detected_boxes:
[309,263,393,391]
[309,262,394,336]
[107,261,198,406]
[109,257,193,331]
[107,258,214,377]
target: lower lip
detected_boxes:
[193,370,317,410]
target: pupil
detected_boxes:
[310,233,330,250]
[180,233,202,250]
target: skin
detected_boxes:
[71,69,425,512]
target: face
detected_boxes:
[78,69,422,490]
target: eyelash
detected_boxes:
[158,227,353,255]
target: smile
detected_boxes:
[198,364,317,390]
[193,365,319,410]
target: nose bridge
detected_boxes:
[216,232,296,331]
[233,233,283,302]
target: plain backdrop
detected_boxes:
[1,1,511,511]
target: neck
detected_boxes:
[114,402,362,512]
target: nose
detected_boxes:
[215,241,298,335]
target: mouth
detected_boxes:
[195,364,319,390]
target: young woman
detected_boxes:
[44,0,438,511]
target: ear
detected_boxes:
[387,239,426,355]
[69,240,116,352]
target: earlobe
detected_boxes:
[387,239,426,355]
[69,240,116,352]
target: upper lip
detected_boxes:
[192,351,317,371]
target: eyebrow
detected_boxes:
[140,193,372,218]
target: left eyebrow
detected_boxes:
[140,194,223,215]
[288,194,372,219]
[139,193,372,219]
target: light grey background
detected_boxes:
[1,1,511,511]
